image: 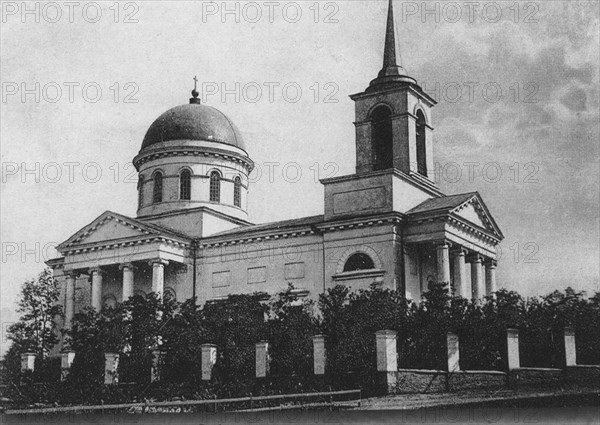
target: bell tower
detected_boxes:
[350,0,436,182]
[321,0,442,222]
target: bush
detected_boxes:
[3,283,599,407]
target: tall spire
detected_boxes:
[382,0,399,70]
[369,0,416,89]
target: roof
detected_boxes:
[408,192,504,239]
[407,192,478,215]
[141,103,246,152]
[208,215,325,239]
[57,210,192,252]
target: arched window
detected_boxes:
[416,110,427,177]
[137,175,144,209]
[209,171,220,203]
[343,253,376,272]
[371,105,393,171]
[233,176,242,207]
[153,171,163,203]
[180,169,191,200]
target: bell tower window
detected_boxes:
[416,110,427,177]
[371,105,393,171]
[152,171,163,204]
[180,169,191,200]
[209,171,221,203]
[233,176,242,207]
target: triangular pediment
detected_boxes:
[451,195,503,239]
[57,211,160,251]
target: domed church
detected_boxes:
[48,0,503,334]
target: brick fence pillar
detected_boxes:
[447,332,460,372]
[60,351,75,381]
[104,353,119,385]
[20,353,36,373]
[151,349,163,382]
[313,335,326,375]
[255,341,270,378]
[564,327,577,367]
[201,344,218,381]
[507,329,520,370]
[375,330,397,392]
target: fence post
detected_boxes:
[447,332,460,373]
[60,351,75,381]
[255,341,270,378]
[151,349,162,382]
[313,335,326,376]
[104,353,120,385]
[20,353,36,373]
[375,330,397,392]
[564,327,577,367]
[201,344,218,381]
[506,329,520,370]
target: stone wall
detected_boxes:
[447,370,507,392]
[564,365,600,387]
[392,369,447,394]
[508,367,563,388]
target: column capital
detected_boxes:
[468,254,483,263]
[119,262,136,271]
[149,259,169,267]
[88,267,105,276]
[451,247,467,257]
[484,259,498,268]
[435,239,451,248]
[63,270,81,279]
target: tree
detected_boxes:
[6,268,63,359]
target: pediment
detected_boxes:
[454,202,486,228]
[451,195,503,239]
[57,211,158,251]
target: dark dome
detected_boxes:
[141,104,246,151]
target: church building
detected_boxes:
[48,0,504,333]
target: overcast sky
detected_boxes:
[1,1,599,353]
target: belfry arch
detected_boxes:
[371,105,393,171]
[416,109,427,177]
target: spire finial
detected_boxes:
[383,0,399,69]
[190,76,200,104]
[368,0,416,89]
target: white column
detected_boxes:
[255,341,270,378]
[564,327,577,367]
[120,263,134,301]
[436,243,451,285]
[453,250,467,298]
[89,268,103,311]
[470,256,484,300]
[150,260,168,299]
[375,330,398,372]
[201,344,218,381]
[507,329,520,370]
[313,335,326,375]
[485,261,497,295]
[447,332,460,372]
[64,273,76,329]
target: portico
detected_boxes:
[50,211,192,329]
